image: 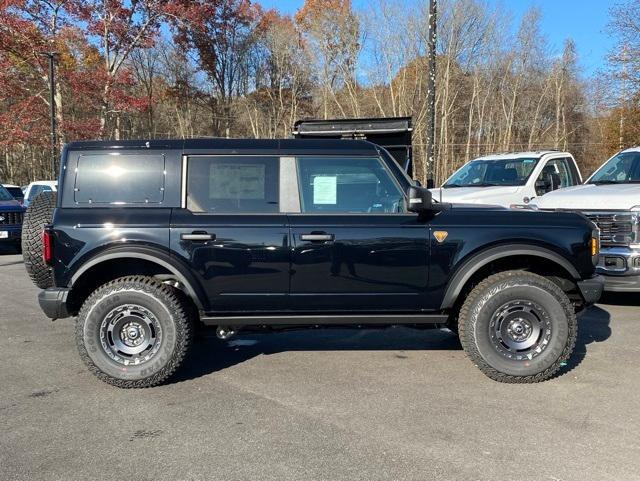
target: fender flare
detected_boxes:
[440,244,580,310]
[69,246,206,311]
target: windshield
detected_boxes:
[0,185,14,201]
[589,151,640,184]
[443,158,539,188]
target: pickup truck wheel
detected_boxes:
[22,191,57,289]
[75,276,193,388]
[458,270,576,383]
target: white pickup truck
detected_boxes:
[430,151,582,207]
[532,147,640,291]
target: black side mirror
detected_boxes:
[535,177,550,195]
[407,186,434,214]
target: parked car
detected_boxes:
[0,183,25,250]
[24,138,603,388]
[430,151,582,207]
[2,184,25,205]
[22,180,57,208]
[532,147,640,291]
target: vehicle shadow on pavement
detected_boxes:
[173,327,462,384]
[556,305,611,377]
[0,244,22,258]
[174,307,614,384]
[599,292,640,307]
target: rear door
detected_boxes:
[288,155,430,312]
[170,155,291,313]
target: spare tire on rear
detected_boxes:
[22,191,57,289]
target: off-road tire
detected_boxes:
[458,270,577,383]
[22,191,57,288]
[76,276,194,388]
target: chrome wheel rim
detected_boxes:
[489,300,552,361]
[99,304,162,366]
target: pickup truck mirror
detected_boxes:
[536,172,562,195]
[407,186,435,214]
[535,178,550,195]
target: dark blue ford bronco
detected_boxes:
[0,184,24,250]
[22,138,603,387]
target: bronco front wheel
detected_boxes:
[458,270,577,383]
[76,276,193,388]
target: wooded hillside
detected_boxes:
[1,0,638,184]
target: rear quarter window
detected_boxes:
[74,154,165,204]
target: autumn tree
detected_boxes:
[240,10,312,138]
[295,0,361,118]
[170,0,261,137]
[69,0,172,139]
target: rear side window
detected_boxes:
[74,154,165,204]
[186,156,279,213]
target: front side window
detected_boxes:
[551,159,572,188]
[187,156,279,213]
[296,157,405,213]
[589,151,640,184]
[536,159,572,195]
[444,158,539,187]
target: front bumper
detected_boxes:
[577,275,605,305]
[0,224,22,241]
[38,288,71,319]
[596,246,640,292]
[602,275,640,292]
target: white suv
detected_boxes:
[430,151,582,207]
[532,147,640,291]
[22,181,57,208]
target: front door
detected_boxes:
[288,156,429,312]
[171,155,290,313]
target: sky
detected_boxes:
[259,0,616,78]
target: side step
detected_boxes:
[201,313,448,327]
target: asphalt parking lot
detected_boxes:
[1,247,639,481]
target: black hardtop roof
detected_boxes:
[65,137,381,156]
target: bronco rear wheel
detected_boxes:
[76,276,194,388]
[458,270,577,383]
[22,191,57,288]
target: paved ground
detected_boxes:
[0,246,639,481]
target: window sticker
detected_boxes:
[313,175,337,204]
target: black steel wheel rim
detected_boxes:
[488,299,552,361]
[99,304,162,366]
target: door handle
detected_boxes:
[300,233,334,242]
[181,231,215,241]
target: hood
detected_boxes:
[531,183,640,210]
[430,186,521,206]
[0,198,22,209]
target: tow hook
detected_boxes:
[216,326,236,340]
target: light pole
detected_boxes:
[41,52,58,178]
[425,0,437,188]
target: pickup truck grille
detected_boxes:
[0,211,23,226]
[583,212,635,246]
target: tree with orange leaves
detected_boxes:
[295,0,361,119]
